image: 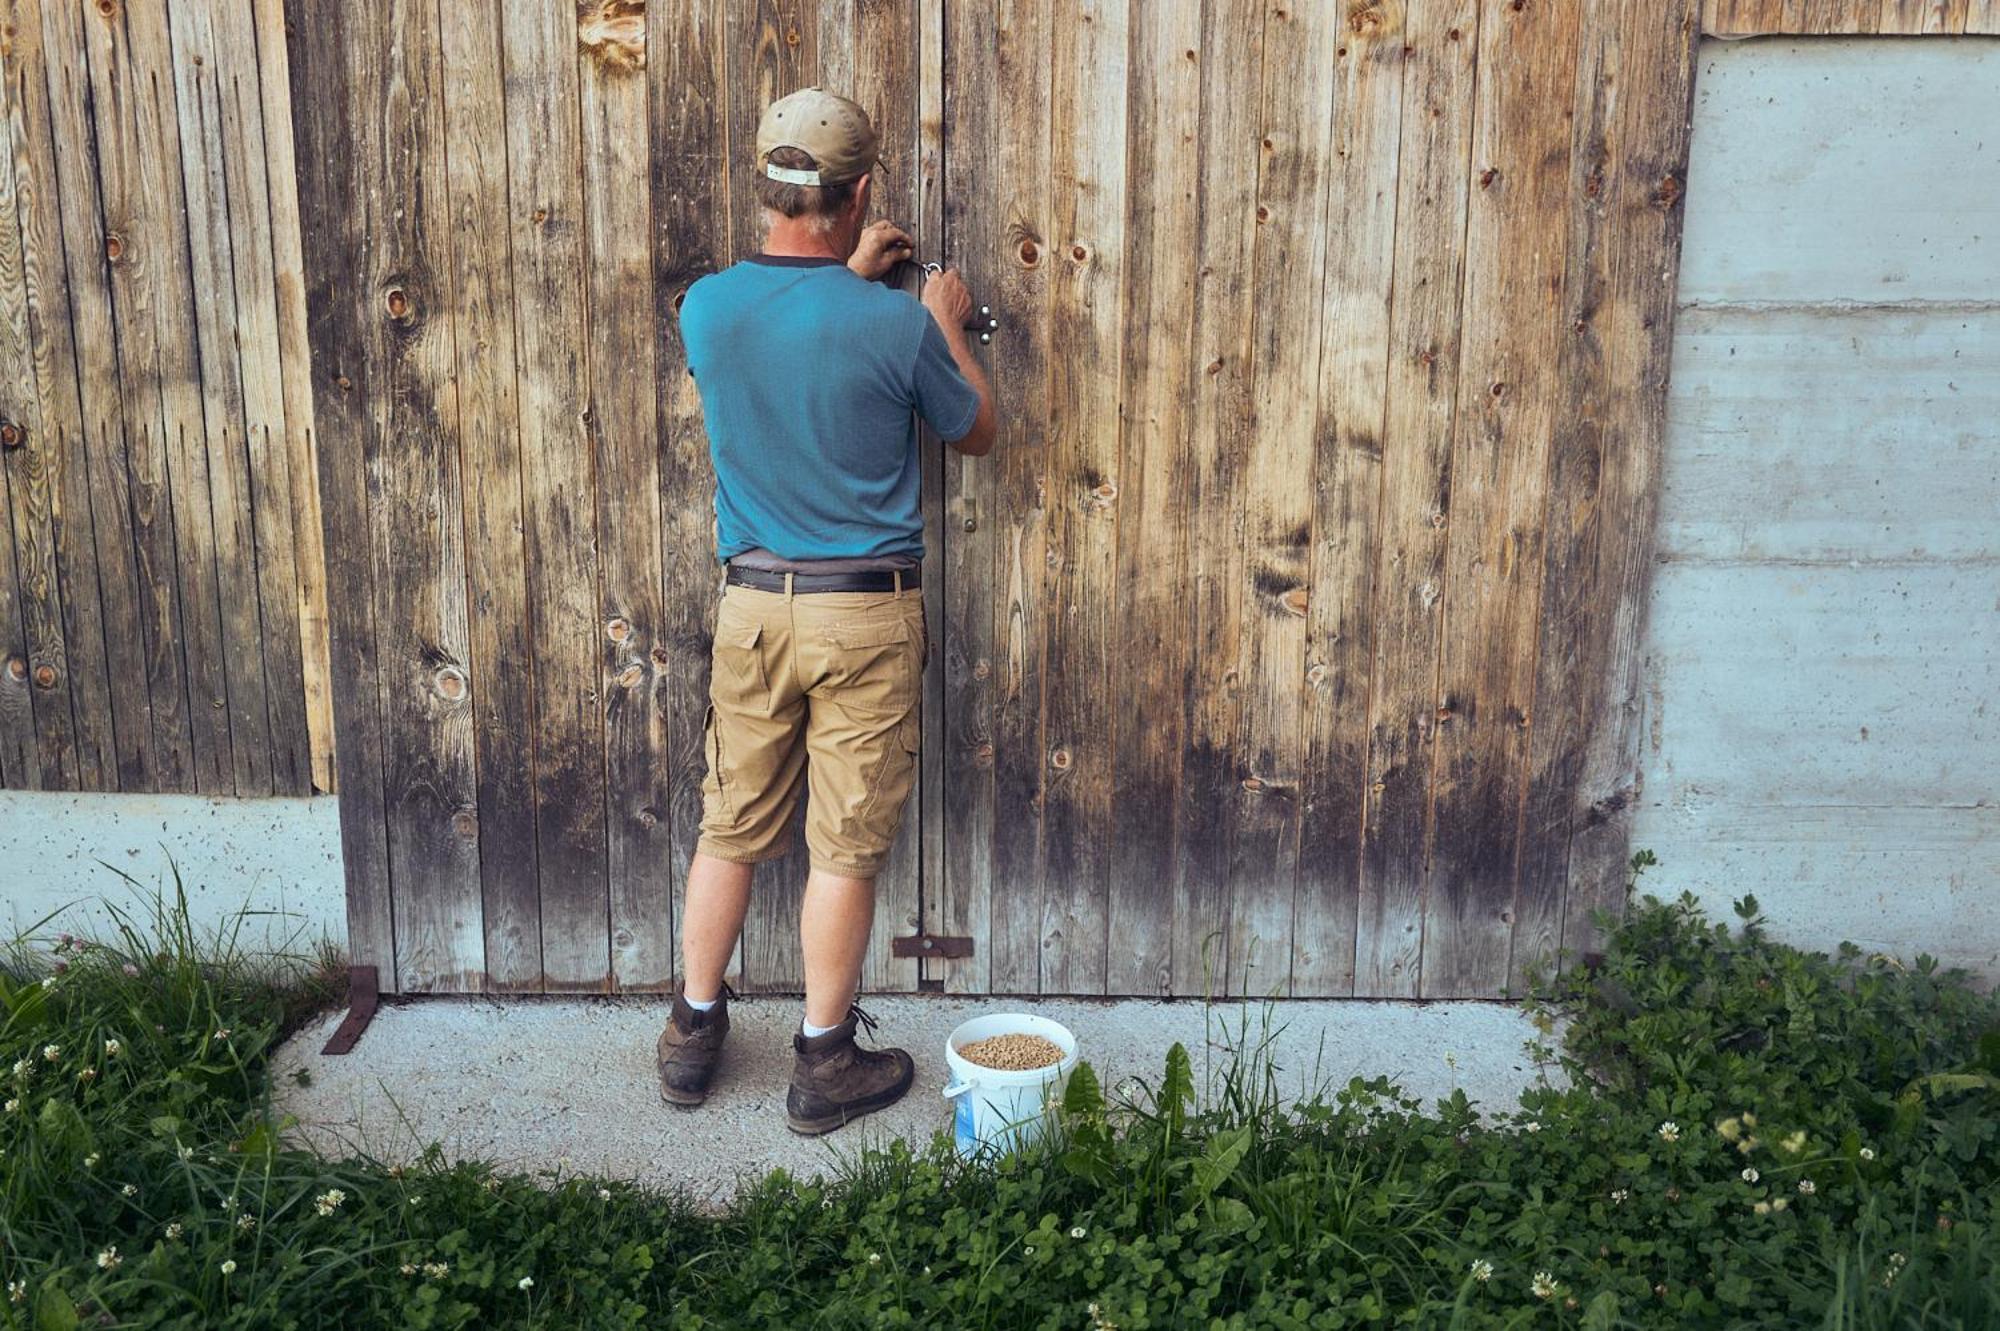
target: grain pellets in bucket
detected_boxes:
[941,1014,1079,1158]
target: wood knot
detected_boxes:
[975,742,994,765]
[1652,173,1684,208]
[1478,167,1499,189]
[4,657,23,682]
[32,664,56,690]
[617,663,645,689]
[785,25,800,46]
[650,646,670,665]
[1088,480,1117,508]
[1206,358,1224,376]
[1429,508,1446,528]
[1185,48,1197,60]
[1448,26,1462,40]
[1261,137,1274,152]
[1280,587,1308,617]
[451,810,477,839]
[384,287,410,320]
[1017,239,1040,267]
[0,419,22,450]
[1489,381,1506,397]
[1241,776,1265,792]
[531,207,549,225]
[1049,746,1072,771]
[577,1,646,72]
[1069,244,1088,263]
[94,0,115,16]
[605,616,631,642]
[335,375,353,391]
[1416,346,1436,367]
[1306,663,1328,687]
[1255,205,1270,223]
[972,659,991,680]
[104,233,124,261]
[433,666,467,700]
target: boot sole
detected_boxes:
[658,1083,709,1107]
[785,1077,915,1135]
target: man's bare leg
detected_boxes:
[800,868,875,1028]
[680,852,753,1001]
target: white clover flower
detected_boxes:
[1531,1271,1559,1300]
[220,1260,236,1276]
[83,1152,100,1169]
[1657,1121,1680,1142]
[1610,1189,1629,1205]
[237,1213,257,1232]
[177,1145,194,1161]
[1469,1258,1494,1282]
[1798,1179,1817,1195]
[517,1276,534,1291]
[1070,1226,1087,1239]
[314,1187,347,1217]
[104,1039,121,1058]
[597,1188,612,1201]
[399,1263,418,1276]
[1780,1130,1806,1155]
[1024,1246,1036,1256]
[483,1177,502,1193]
[10,1058,30,1077]
[164,1222,184,1240]
[1859,1147,1876,1162]
[1753,1200,1772,1215]
[422,1262,450,1280]
[221,1196,237,1211]
[1737,1137,1759,1155]
[866,1252,881,1266]
[121,1184,138,1197]
[96,1246,121,1271]
[6,1279,23,1305]
[122,963,140,978]
[214,1028,232,1041]
[409,1195,423,1207]
[77,1067,96,1083]
[1716,1116,1741,1142]
[1740,1168,1759,1184]
[41,1045,60,1062]
[40,977,55,990]
[3,1099,17,1113]
[1770,1197,1789,1213]
[1522,1120,1541,1134]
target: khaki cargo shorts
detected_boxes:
[696,581,925,878]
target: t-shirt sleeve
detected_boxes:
[910,314,982,442]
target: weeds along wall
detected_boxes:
[10,1,1989,996]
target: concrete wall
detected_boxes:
[1633,36,1999,977]
[1,792,345,957]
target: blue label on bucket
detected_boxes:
[954,1092,975,1151]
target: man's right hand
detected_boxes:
[920,268,975,337]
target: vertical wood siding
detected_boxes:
[0,0,332,798]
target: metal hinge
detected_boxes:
[891,933,974,961]
[320,964,381,1055]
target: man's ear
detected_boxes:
[852,172,872,223]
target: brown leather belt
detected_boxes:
[725,564,920,594]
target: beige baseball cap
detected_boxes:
[755,87,880,187]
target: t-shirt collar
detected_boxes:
[746,253,847,268]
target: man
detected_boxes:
[660,88,996,1135]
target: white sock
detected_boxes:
[801,1017,839,1038]
[684,994,719,1012]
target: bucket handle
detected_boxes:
[942,1075,977,1100]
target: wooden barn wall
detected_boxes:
[282,0,1720,999]
[0,0,333,798]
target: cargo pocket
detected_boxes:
[700,702,733,824]
[820,614,917,715]
[718,622,766,698]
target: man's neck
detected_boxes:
[763,215,854,263]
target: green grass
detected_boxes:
[3,863,1997,1329]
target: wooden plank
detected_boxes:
[1292,0,1404,996]
[853,0,925,995]
[349,0,482,993]
[1037,0,1127,995]
[1971,0,2000,32]
[578,1,673,991]
[192,0,314,795]
[1553,1,1692,968]
[1226,0,1341,998]
[980,0,1053,995]
[915,0,947,995]
[102,1,235,793]
[1423,0,1583,999]
[0,43,79,790]
[1097,0,1199,997]
[1171,0,1262,999]
[438,0,540,989]
[282,0,393,980]
[0,422,28,784]
[1877,0,1969,33]
[1354,0,1478,999]
[3,0,124,792]
[503,0,612,990]
[251,0,336,795]
[651,0,729,995]
[1812,0,1883,30]
[1701,0,1788,33]
[730,0,816,993]
[59,0,201,793]
[164,0,277,796]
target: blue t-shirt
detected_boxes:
[679,255,981,563]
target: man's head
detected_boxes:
[754,88,879,252]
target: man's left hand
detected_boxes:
[849,220,915,281]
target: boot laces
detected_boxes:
[846,1003,880,1040]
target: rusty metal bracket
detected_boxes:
[320,964,380,1056]
[891,933,973,961]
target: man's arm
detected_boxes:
[920,270,996,457]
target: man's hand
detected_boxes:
[848,220,914,281]
[920,267,974,337]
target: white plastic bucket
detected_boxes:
[941,1013,1080,1159]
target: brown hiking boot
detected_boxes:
[656,984,732,1106]
[786,1005,915,1136]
